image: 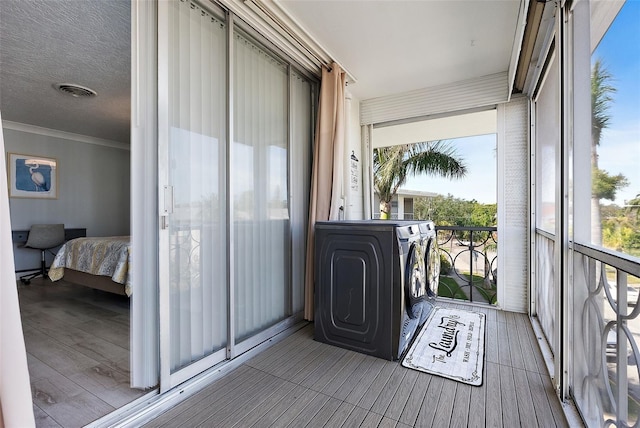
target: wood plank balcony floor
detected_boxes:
[145,301,569,427]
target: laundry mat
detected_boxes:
[402,307,485,386]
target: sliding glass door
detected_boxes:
[232,30,289,346]
[158,0,229,390]
[158,0,316,391]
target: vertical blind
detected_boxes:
[162,0,315,378]
[233,31,289,342]
[167,0,228,372]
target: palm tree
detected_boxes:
[591,59,622,245]
[374,141,467,219]
[627,193,640,220]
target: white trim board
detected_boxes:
[372,109,497,149]
[2,121,130,150]
[360,72,509,126]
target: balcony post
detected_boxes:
[616,270,628,422]
[469,230,474,302]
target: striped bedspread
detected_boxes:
[49,236,131,296]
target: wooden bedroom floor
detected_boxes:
[145,301,570,428]
[17,277,146,428]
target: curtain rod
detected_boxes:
[243,0,358,84]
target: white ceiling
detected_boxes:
[277,0,522,101]
[0,0,523,144]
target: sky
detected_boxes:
[403,1,640,207]
[403,134,497,204]
[593,0,640,206]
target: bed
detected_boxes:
[48,236,131,297]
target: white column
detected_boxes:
[131,0,159,389]
[0,112,35,426]
[497,96,530,313]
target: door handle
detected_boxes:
[161,185,174,230]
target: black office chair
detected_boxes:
[19,224,66,285]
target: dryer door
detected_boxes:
[405,242,426,319]
[425,237,441,298]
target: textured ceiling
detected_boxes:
[0,0,522,145]
[0,0,131,143]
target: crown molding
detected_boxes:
[2,121,130,151]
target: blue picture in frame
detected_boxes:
[15,158,52,192]
[8,153,58,199]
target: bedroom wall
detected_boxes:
[4,124,130,273]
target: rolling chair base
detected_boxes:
[19,258,49,285]
[20,273,49,285]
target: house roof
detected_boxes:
[396,189,439,198]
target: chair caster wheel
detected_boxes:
[20,279,31,285]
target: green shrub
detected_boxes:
[440,253,452,274]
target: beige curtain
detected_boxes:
[304,63,346,320]
[0,113,35,427]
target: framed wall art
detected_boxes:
[7,153,58,199]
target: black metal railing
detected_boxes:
[435,226,498,305]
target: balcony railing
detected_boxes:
[571,242,640,427]
[435,226,497,305]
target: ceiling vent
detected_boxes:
[53,83,97,98]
